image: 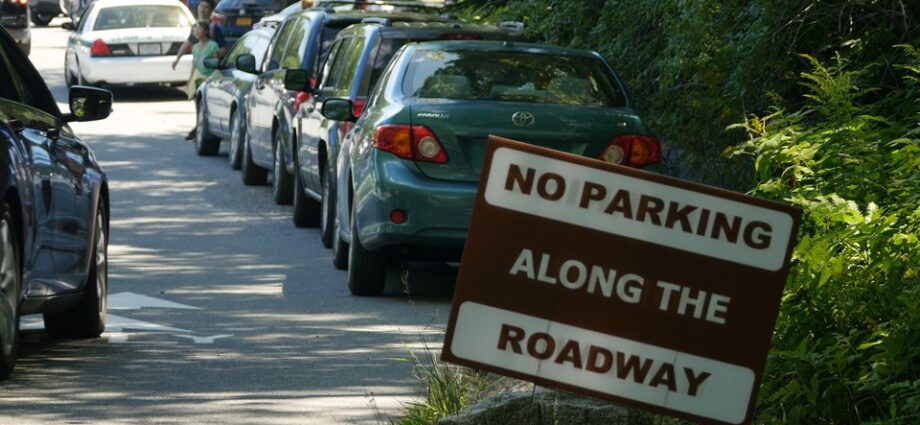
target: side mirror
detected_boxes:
[203,57,221,70]
[66,86,113,122]
[61,21,75,31]
[283,68,311,92]
[321,98,355,122]
[236,54,258,74]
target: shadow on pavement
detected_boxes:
[1,128,456,424]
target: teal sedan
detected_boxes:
[325,41,662,295]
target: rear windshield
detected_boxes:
[402,49,626,107]
[93,5,190,30]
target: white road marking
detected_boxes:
[108,291,201,310]
[174,334,233,344]
[20,293,227,344]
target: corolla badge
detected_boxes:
[417,112,449,119]
[512,111,535,127]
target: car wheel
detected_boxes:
[241,129,267,185]
[44,204,107,338]
[319,162,335,248]
[195,104,220,156]
[292,154,319,228]
[31,13,54,26]
[228,108,243,170]
[0,206,21,380]
[271,133,293,205]
[331,212,348,270]
[347,200,386,296]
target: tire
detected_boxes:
[31,13,54,26]
[271,132,293,205]
[0,206,21,380]
[241,129,267,185]
[44,204,107,338]
[331,212,348,270]
[292,154,319,228]
[319,162,335,248]
[228,108,243,170]
[195,103,220,156]
[347,200,386,296]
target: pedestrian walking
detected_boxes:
[171,0,227,140]
[177,21,220,140]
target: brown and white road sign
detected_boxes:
[442,136,802,425]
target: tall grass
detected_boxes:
[391,344,498,425]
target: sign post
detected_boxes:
[442,136,802,425]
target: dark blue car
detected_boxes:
[212,0,297,41]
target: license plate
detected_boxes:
[236,17,252,27]
[138,43,162,56]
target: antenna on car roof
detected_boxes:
[314,0,447,11]
[361,17,391,26]
[498,21,525,31]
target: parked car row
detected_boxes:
[193,5,661,296]
[0,26,113,380]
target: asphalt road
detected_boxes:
[0,21,457,425]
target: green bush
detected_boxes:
[729,49,920,424]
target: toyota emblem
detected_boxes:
[511,111,535,127]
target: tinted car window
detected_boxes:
[266,17,298,71]
[93,5,190,30]
[360,38,409,94]
[0,47,28,104]
[225,31,271,68]
[323,37,365,96]
[280,17,310,69]
[0,36,57,114]
[403,49,627,107]
[313,25,343,73]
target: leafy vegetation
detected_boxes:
[386,1,920,424]
[729,48,920,424]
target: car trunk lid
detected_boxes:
[409,101,644,182]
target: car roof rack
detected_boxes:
[361,16,392,26]
[499,21,525,31]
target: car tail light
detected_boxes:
[373,124,448,164]
[389,209,407,224]
[293,91,310,113]
[90,39,112,57]
[210,12,226,25]
[601,135,660,167]
[17,0,27,5]
[352,98,367,117]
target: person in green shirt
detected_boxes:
[184,20,219,101]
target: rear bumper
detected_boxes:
[355,152,477,253]
[82,55,193,85]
